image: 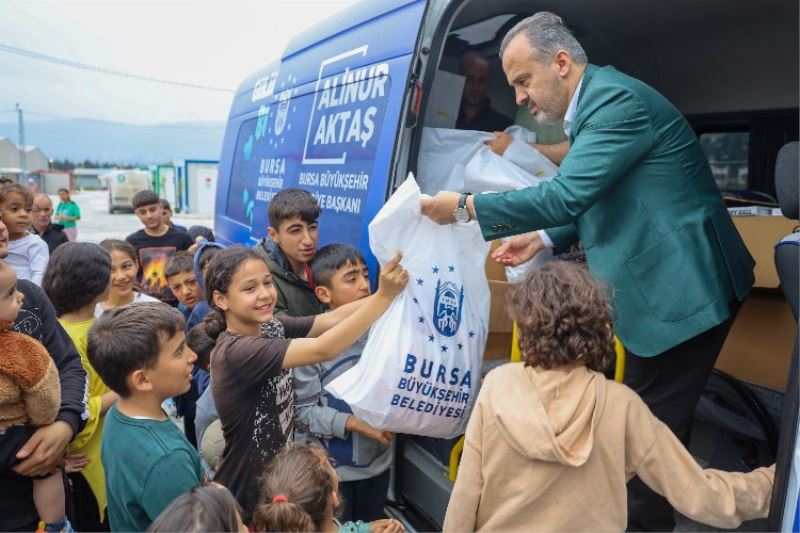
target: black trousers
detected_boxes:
[67,472,109,532]
[624,302,740,531]
[339,469,391,523]
[184,415,197,449]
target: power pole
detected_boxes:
[16,102,27,181]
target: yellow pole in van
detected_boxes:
[614,336,626,383]
[511,322,521,362]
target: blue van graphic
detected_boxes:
[214,0,426,280]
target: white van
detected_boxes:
[105,170,152,213]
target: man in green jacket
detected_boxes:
[421,12,754,531]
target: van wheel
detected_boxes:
[108,198,116,214]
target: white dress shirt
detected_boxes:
[537,74,585,249]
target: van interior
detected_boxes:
[390,1,799,530]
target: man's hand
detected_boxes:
[64,452,90,474]
[420,191,461,225]
[491,232,545,267]
[13,420,73,476]
[485,131,513,155]
[346,416,395,448]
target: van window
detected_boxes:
[225,117,260,228]
[699,132,749,191]
[450,14,515,46]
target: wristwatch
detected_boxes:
[453,192,472,223]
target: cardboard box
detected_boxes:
[484,241,513,360]
[485,279,514,360]
[484,240,507,282]
[727,205,773,217]
[716,291,796,391]
[487,280,514,333]
[715,216,799,390]
[732,216,798,288]
[484,331,514,360]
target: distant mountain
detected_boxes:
[0,119,226,164]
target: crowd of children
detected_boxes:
[0,180,778,532]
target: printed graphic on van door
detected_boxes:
[297,45,391,243]
[302,45,388,165]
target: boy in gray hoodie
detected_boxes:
[294,244,395,523]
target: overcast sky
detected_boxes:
[0,0,360,125]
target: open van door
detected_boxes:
[393,0,798,529]
[769,345,799,531]
[214,0,430,277]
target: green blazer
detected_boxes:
[474,64,754,356]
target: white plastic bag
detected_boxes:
[417,126,558,282]
[463,126,557,192]
[502,125,559,179]
[417,125,557,194]
[327,174,490,438]
[463,128,558,283]
[417,127,493,195]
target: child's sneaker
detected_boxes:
[42,516,73,532]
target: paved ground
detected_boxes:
[58,190,214,243]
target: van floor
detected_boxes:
[675,514,767,532]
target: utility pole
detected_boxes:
[16,103,27,181]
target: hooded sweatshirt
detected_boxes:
[253,238,325,317]
[443,363,774,532]
[293,333,392,482]
[186,240,227,331]
[175,240,227,422]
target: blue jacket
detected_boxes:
[293,334,392,482]
[187,240,227,331]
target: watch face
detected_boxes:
[453,207,469,223]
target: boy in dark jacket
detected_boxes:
[252,188,325,317]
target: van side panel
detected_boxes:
[215,0,427,276]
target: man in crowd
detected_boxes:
[31,193,69,254]
[455,50,513,133]
[421,12,754,530]
[159,199,187,233]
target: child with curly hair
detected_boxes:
[443,261,774,532]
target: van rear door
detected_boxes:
[215,0,429,271]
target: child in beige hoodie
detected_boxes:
[443,261,774,532]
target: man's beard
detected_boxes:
[534,107,563,125]
[532,74,569,125]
